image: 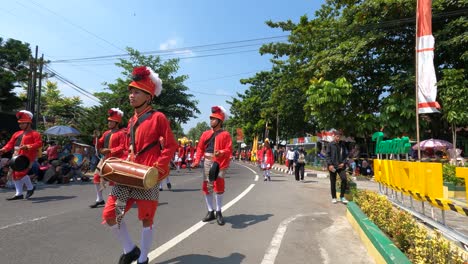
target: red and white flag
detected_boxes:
[416,0,440,113]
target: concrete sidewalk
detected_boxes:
[272,162,468,244]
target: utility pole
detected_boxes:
[276,112,279,147]
[35,54,44,128]
[27,45,39,129]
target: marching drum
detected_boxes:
[9,155,30,171]
[98,157,159,189]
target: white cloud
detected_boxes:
[159,39,178,50]
[159,38,194,57]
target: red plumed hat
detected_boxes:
[107,108,123,123]
[16,110,33,123]
[128,66,162,98]
[210,106,227,122]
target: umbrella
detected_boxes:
[44,125,81,137]
[412,138,453,151]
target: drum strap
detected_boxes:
[204,129,223,153]
[130,110,158,157]
[103,131,114,149]
[15,132,25,147]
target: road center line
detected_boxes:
[148,183,256,262]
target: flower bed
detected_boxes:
[353,190,467,263]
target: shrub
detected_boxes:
[354,190,466,263]
[443,163,465,186]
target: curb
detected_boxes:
[346,202,411,264]
[272,166,329,178]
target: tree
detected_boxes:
[254,0,466,142]
[40,81,83,126]
[186,122,210,142]
[94,48,200,128]
[0,38,31,111]
[437,69,468,149]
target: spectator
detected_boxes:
[360,160,373,177]
[46,141,60,163]
[294,147,307,182]
[286,147,295,175]
[326,130,349,204]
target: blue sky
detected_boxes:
[0,0,324,132]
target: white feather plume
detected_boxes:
[19,110,33,119]
[146,67,163,97]
[110,107,124,117]
[218,105,228,120]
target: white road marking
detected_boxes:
[238,163,259,181]
[0,216,47,230]
[261,214,304,264]
[148,183,256,262]
[261,212,328,264]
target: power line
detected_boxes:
[44,66,101,103]
[26,0,125,53]
[50,35,289,63]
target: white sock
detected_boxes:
[94,184,104,202]
[13,180,23,196]
[204,193,214,211]
[215,193,223,211]
[110,221,135,254]
[138,226,154,263]
[23,175,34,190]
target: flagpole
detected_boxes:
[415,0,421,161]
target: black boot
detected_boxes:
[89,200,105,208]
[202,211,216,222]
[6,194,24,201]
[118,246,140,264]
[216,211,225,226]
[25,186,36,199]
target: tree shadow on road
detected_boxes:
[158,252,245,264]
[224,213,274,229]
[28,195,77,203]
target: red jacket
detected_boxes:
[97,129,127,159]
[2,129,42,180]
[261,147,274,168]
[177,144,185,159]
[127,108,177,179]
[194,129,232,170]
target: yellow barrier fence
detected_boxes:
[374,159,468,216]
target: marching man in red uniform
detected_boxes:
[185,140,195,171]
[101,66,177,264]
[89,108,126,208]
[0,110,42,200]
[192,106,232,226]
[259,138,274,181]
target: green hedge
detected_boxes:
[353,190,466,263]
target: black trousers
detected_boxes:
[295,163,305,181]
[330,168,347,199]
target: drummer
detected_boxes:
[0,110,42,200]
[101,66,177,264]
[89,108,126,208]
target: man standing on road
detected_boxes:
[0,110,42,200]
[326,129,349,204]
[192,106,232,226]
[89,108,126,208]
[101,66,177,264]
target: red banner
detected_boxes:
[236,128,244,143]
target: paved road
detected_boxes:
[0,162,374,264]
